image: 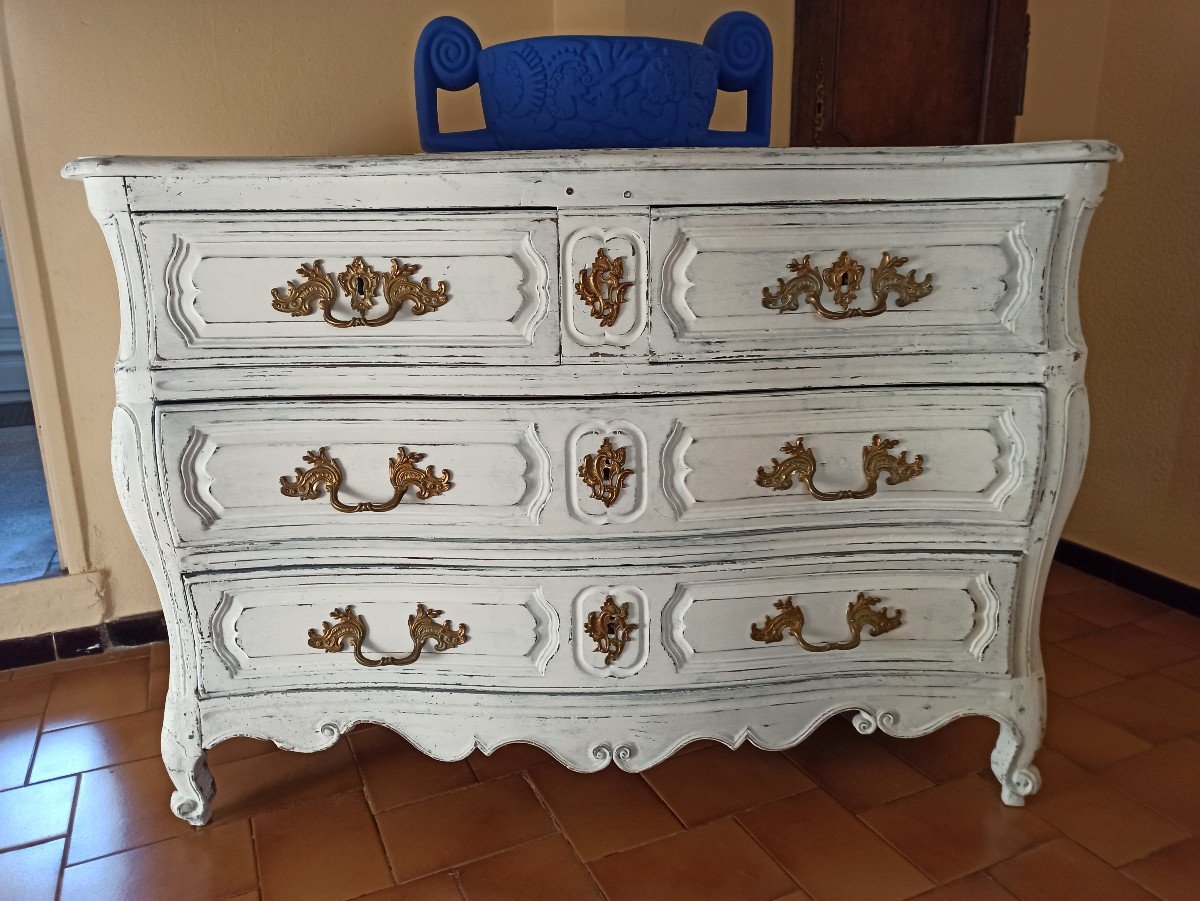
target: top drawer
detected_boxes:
[137,212,558,366]
[650,200,1058,361]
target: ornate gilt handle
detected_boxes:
[576,247,633,327]
[750,593,902,652]
[307,604,469,667]
[755,434,923,500]
[279,446,453,512]
[271,256,450,328]
[762,250,932,319]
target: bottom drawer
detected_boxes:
[190,553,1019,695]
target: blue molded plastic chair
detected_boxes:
[415,12,772,152]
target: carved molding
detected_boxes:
[201,581,560,687]
[653,204,1055,353]
[197,686,1045,795]
[661,560,1013,676]
[561,225,647,347]
[152,220,553,353]
[660,420,695,519]
[566,420,648,525]
[572,586,648,678]
[178,427,222,530]
[168,417,552,541]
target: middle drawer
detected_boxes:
[159,387,1044,549]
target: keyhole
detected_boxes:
[601,464,612,480]
[353,276,366,296]
[840,272,849,287]
[606,622,616,636]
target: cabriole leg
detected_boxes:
[162,707,214,825]
[990,710,1043,806]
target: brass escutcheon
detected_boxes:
[576,247,633,327]
[578,436,634,508]
[307,603,469,667]
[750,593,902,652]
[583,595,638,666]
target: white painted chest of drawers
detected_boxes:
[66,143,1116,824]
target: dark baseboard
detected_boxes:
[0,610,167,672]
[1055,539,1200,616]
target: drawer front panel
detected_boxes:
[159,387,1044,547]
[191,554,1015,695]
[138,212,557,365]
[650,200,1058,361]
[662,556,1016,680]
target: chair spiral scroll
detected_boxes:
[576,247,634,328]
[750,593,902,653]
[270,256,450,328]
[279,446,453,513]
[307,604,469,667]
[762,251,932,319]
[754,434,923,500]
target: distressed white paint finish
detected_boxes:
[559,211,649,357]
[651,201,1057,360]
[156,388,1044,549]
[67,143,1115,825]
[138,212,557,366]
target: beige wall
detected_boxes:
[1018,0,1200,587]
[0,0,790,637]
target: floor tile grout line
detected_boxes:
[54,774,82,901]
[389,830,562,893]
[347,735,401,890]
[367,764,522,818]
[520,769,612,900]
[449,868,469,900]
[634,767,691,832]
[726,812,807,895]
[248,813,264,900]
[22,679,53,786]
[850,773,1041,886]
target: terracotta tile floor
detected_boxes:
[1,563,1198,900]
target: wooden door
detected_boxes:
[790,0,1030,146]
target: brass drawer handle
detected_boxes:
[755,433,923,500]
[584,595,638,666]
[578,437,634,508]
[576,247,633,327]
[762,250,932,319]
[280,446,453,512]
[751,593,902,652]
[307,604,469,667]
[271,256,450,328]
